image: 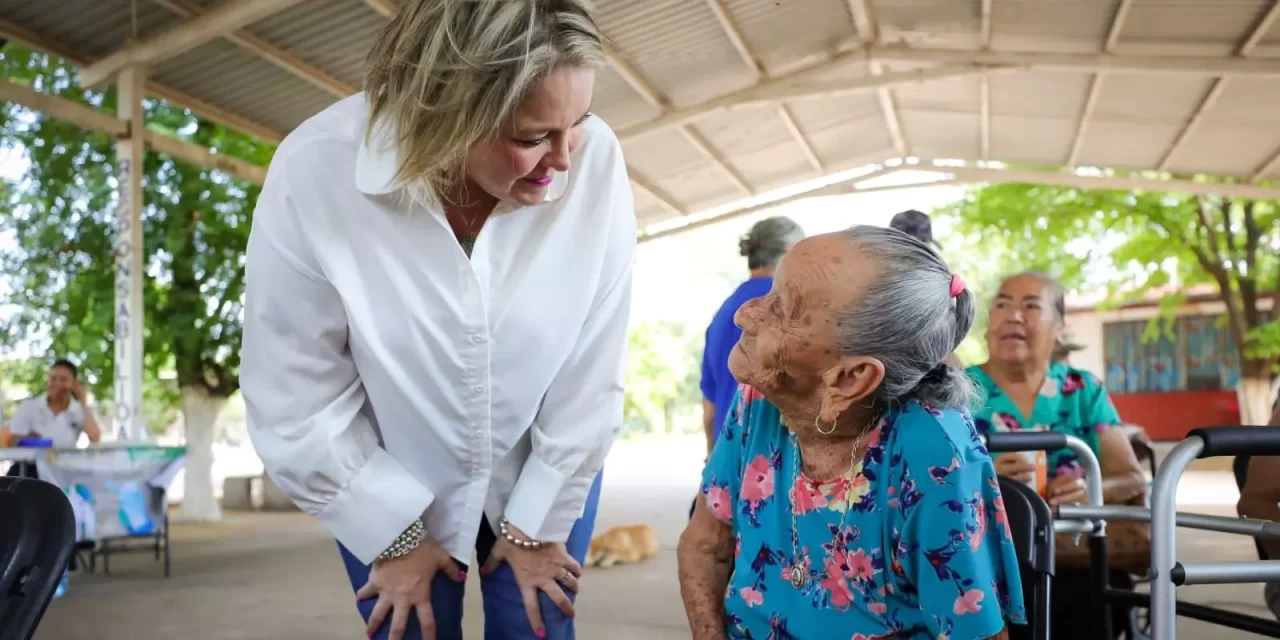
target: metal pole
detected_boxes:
[1150,436,1205,639]
[1174,561,1280,586]
[114,65,148,441]
[1053,519,1094,535]
[1057,504,1280,538]
[1064,436,1105,513]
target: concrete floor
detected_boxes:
[31,436,1279,639]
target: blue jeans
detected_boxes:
[339,472,603,640]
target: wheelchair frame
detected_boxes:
[992,426,1280,640]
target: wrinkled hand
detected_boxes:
[993,453,1035,484]
[1046,474,1087,507]
[480,526,582,637]
[356,536,463,640]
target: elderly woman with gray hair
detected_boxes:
[679,226,1025,640]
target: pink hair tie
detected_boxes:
[949,273,967,298]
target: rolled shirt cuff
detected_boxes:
[316,448,436,565]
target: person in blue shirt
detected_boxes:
[701,216,806,458]
[678,226,1024,640]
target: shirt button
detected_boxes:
[468,334,483,344]
[472,385,484,394]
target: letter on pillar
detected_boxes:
[114,66,147,441]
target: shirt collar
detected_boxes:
[35,393,80,414]
[355,116,570,202]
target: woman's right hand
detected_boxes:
[356,536,464,640]
[993,452,1035,484]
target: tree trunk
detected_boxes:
[179,384,226,521]
[1238,364,1274,426]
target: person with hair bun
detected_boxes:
[699,216,806,460]
[679,226,1025,640]
[239,1,634,638]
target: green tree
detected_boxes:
[0,45,274,519]
[936,182,1280,423]
[623,320,702,436]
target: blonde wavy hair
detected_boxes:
[364,0,606,206]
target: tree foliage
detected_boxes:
[623,320,702,436]
[935,180,1279,399]
[0,45,274,432]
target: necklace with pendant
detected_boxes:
[448,197,486,258]
[457,209,482,257]
[786,421,874,589]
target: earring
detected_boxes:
[814,414,838,436]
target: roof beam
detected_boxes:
[362,0,397,18]
[937,163,1280,200]
[870,44,1280,77]
[0,76,128,137]
[0,77,266,184]
[702,0,822,173]
[1158,0,1280,172]
[78,0,308,88]
[1104,0,1135,52]
[629,174,685,217]
[639,164,911,243]
[1250,147,1280,182]
[847,0,908,156]
[604,44,753,196]
[1068,0,1133,166]
[872,64,908,156]
[152,0,354,97]
[776,105,824,172]
[0,17,283,143]
[617,63,987,142]
[979,0,992,161]
[847,0,878,42]
[680,126,753,194]
[979,72,990,161]
[980,0,993,48]
[1065,76,1102,166]
[640,155,1280,242]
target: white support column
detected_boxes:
[114,66,147,441]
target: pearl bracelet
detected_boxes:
[377,518,427,561]
[498,517,545,550]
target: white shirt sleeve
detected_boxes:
[503,150,636,542]
[240,150,435,564]
[9,399,37,437]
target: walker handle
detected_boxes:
[984,431,1068,453]
[1188,426,1280,459]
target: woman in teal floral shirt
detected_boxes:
[678,227,1024,640]
[966,272,1146,639]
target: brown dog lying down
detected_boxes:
[586,524,660,568]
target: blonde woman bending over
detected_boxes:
[239,2,635,639]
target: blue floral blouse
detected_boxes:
[701,384,1027,640]
[966,362,1122,480]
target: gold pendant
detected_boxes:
[788,564,806,588]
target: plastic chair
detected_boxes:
[0,477,77,640]
[998,475,1055,640]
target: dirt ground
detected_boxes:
[31,439,1278,639]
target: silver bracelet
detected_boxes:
[498,517,546,550]
[377,518,427,561]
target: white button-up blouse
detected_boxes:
[240,94,635,565]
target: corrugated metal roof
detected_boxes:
[4,0,1280,231]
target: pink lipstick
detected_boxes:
[523,175,554,186]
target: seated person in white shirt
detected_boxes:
[4,359,102,477]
